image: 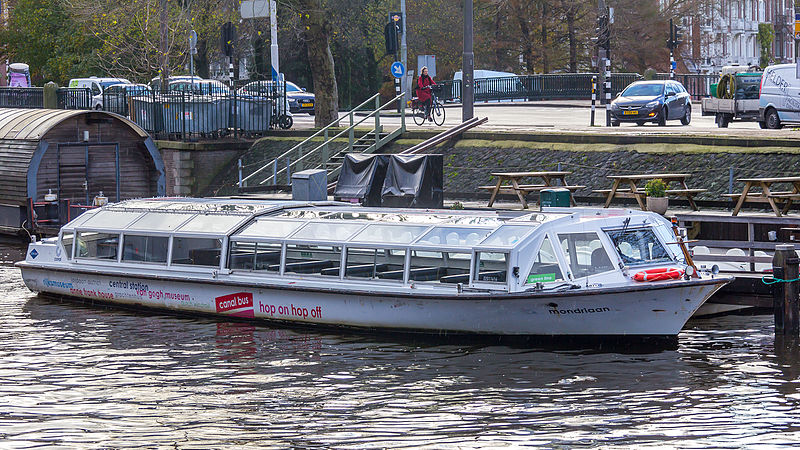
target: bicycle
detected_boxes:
[411,86,445,126]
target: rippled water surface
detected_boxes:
[3,243,800,447]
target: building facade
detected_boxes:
[684,0,795,73]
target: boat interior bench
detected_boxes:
[321,263,391,277]
[439,270,506,284]
[230,251,281,269]
[273,260,337,273]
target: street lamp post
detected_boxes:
[462,0,474,121]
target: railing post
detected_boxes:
[348,111,354,149]
[273,159,278,184]
[238,158,244,188]
[296,144,304,172]
[286,157,292,185]
[322,128,329,169]
[400,93,406,132]
[772,245,800,337]
[374,94,382,145]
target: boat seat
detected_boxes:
[332,263,390,277]
[277,260,336,273]
[377,267,447,281]
[440,273,469,284]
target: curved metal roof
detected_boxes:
[0,108,148,140]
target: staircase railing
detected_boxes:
[239,92,405,188]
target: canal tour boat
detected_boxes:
[16,198,731,337]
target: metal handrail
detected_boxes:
[240,92,383,186]
[252,92,405,186]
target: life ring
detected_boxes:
[633,267,684,282]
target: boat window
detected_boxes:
[558,232,614,278]
[284,244,342,276]
[236,219,304,239]
[526,236,564,284]
[290,222,364,241]
[229,242,281,271]
[607,228,672,266]
[351,224,429,244]
[406,251,471,283]
[178,214,245,234]
[122,235,169,263]
[128,212,193,231]
[480,225,532,247]
[345,248,406,279]
[474,252,508,283]
[79,210,142,229]
[61,232,74,260]
[416,227,492,247]
[76,232,119,260]
[171,237,222,267]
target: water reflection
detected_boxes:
[3,244,800,446]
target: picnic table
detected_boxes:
[725,176,800,217]
[479,171,585,209]
[593,173,706,211]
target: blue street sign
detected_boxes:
[671,61,677,70]
[390,61,405,78]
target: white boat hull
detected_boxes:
[19,265,727,337]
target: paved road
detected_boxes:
[291,102,799,137]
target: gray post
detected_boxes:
[462,0,474,121]
[772,244,800,336]
[400,0,407,94]
[238,158,243,188]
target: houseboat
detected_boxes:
[16,198,731,337]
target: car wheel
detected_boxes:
[759,121,768,129]
[716,113,729,128]
[657,107,667,126]
[636,121,645,126]
[278,114,293,129]
[308,111,315,116]
[611,121,620,127]
[681,106,691,125]
[94,104,103,110]
[766,108,782,129]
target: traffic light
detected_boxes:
[384,21,398,55]
[221,22,236,57]
[673,24,683,47]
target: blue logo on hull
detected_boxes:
[29,249,38,259]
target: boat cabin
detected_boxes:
[54,199,684,293]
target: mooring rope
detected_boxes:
[762,276,800,285]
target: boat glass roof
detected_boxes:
[178,214,246,234]
[416,226,493,247]
[78,210,143,229]
[479,225,536,248]
[350,223,430,244]
[127,212,193,231]
[290,221,365,241]
[235,219,305,239]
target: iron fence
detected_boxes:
[0,87,44,108]
[57,88,92,110]
[434,73,644,103]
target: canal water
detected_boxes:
[2,243,800,448]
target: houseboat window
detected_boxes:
[345,248,406,279]
[236,219,303,239]
[607,228,671,266]
[526,236,564,283]
[229,242,281,271]
[178,215,245,234]
[406,251,471,283]
[171,237,222,267]
[474,252,508,283]
[122,235,168,263]
[558,232,614,278]
[291,222,364,241]
[79,211,142,229]
[480,225,532,247]
[284,244,341,276]
[351,224,429,244]
[128,212,193,231]
[61,232,74,260]
[416,227,492,247]
[76,232,119,260]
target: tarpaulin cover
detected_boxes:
[381,154,443,208]
[333,154,389,206]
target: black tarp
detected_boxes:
[333,154,389,206]
[381,154,443,208]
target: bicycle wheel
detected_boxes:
[432,102,445,126]
[412,104,426,126]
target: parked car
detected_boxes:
[759,63,800,129]
[610,80,692,126]
[68,77,132,109]
[149,75,203,91]
[168,79,231,96]
[102,83,151,116]
[239,80,314,115]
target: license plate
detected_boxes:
[301,103,313,108]
[622,110,638,115]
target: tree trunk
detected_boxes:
[159,0,169,89]
[300,1,339,127]
[195,39,210,79]
[566,8,576,72]
[540,2,548,73]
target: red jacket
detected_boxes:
[416,75,435,102]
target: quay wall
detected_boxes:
[170,131,800,201]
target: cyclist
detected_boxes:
[416,66,436,121]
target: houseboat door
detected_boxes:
[57,142,121,205]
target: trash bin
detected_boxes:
[292,169,328,201]
[236,97,272,133]
[540,188,571,208]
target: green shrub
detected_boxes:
[644,178,667,197]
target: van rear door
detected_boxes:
[781,67,800,124]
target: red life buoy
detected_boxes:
[633,267,684,282]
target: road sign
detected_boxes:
[189,30,198,49]
[391,61,405,78]
[671,61,677,70]
[241,0,269,19]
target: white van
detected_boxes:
[68,77,131,109]
[758,64,800,129]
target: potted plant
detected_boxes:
[644,178,668,214]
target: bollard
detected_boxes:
[43,82,59,109]
[772,244,800,336]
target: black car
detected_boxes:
[285,81,315,115]
[610,80,691,126]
